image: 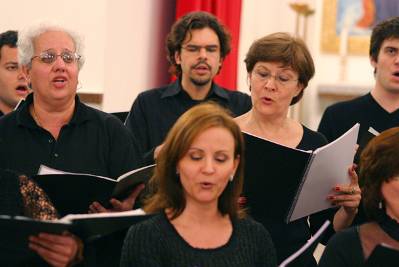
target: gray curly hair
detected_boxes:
[18,21,85,70]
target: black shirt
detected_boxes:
[318,93,399,143]
[243,126,330,266]
[318,226,363,267]
[0,93,140,178]
[318,93,399,226]
[0,94,141,267]
[125,80,251,165]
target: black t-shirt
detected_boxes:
[125,80,252,166]
[318,93,399,143]
[318,93,399,225]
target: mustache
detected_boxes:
[192,60,211,70]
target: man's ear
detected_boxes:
[175,51,181,65]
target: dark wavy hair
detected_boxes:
[244,32,315,105]
[166,11,231,78]
[144,102,245,220]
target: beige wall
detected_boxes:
[1,0,173,112]
[1,0,374,127]
[1,0,108,96]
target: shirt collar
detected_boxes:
[16,93,90,128]
[161,79,229,100]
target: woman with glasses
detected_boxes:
[319,127,399,266]
[234,32,361,266]
[0,22,142,266]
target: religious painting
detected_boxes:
[321,0,399,55]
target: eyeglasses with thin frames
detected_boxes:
[31,50,81,65]
[252,69,298,87]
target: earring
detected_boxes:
[229,174,234,182]
[378,201,383,209]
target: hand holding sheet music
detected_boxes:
[34,164,155,216]
[287,123,360,222]
[29,231,80,267]
[89,183,145,213]
[243,123,360,223]
[326,164,361,226]
[0,208,151,256]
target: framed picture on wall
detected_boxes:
[321,0,399,55]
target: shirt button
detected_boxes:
[48,139,53,143]
[54,153,59,157]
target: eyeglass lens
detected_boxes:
[39,51,79,64]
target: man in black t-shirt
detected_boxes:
[318,17,399,144]
[125,11,251,166]
[318,17,399,226]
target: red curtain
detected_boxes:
[175,0,242,90]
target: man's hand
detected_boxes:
[29,232,82,267]
[89,183,145,213]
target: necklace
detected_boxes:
[30,105,42,127]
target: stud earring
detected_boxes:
[229,174,234,182]
[378,201,383,209]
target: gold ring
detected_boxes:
[350,187,356,195]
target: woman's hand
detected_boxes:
[89,183,145,213]
[329,164,361,231]
[29,232,82,267]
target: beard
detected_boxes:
[190,76,212,87]
[189,60,215,86]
